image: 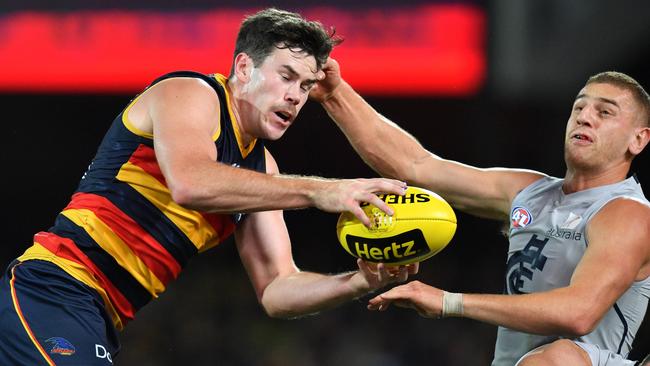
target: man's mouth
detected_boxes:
[274,111,291,122]
[571,133,593,142]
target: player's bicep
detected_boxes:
[149,78,221,186]
[235,210,298,301]
[415,155,545,220]
[570,199,649,314]
[264,148,280,175]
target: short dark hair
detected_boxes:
[587,71,650,127]
[231,8,342,75]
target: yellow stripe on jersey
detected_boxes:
[116,161,221,251]
[61,209,166,298]
[213,74,257,158]
[18,243,124,330]
[122,93,153,139]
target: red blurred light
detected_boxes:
[0,6,484,95]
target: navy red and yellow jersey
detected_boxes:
[18,71,266,330]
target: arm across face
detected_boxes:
[313,58,544,221]
[129,75,406,225]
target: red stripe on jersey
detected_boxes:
[201,212,236,241]
[129,143,237,238]
[65,192,181,285]
[34,232,136,322]
[128,144,166,185]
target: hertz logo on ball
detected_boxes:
[336,186,457,265]
[346,230,429,264]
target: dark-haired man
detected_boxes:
[0,9,415,365]
[311,59,650,366]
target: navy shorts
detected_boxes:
[0,260,120,365]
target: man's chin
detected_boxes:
[264,128,288,141]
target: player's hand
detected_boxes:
[352,259,419,293]
[309,58,342,103]
[313,177,406,226]
[367,280,443,318]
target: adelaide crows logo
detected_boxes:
[505,235,549,294]
[45,337,76,356]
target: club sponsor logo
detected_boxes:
[96,344,113,364]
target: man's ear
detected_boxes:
[233,53,254,83]
[630,126,650,156]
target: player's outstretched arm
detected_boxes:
[369,198,650,335]
[236,207,418,318]
[235,154,417,318]
[312,59,543,220]
[131,77,405,224]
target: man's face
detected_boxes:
[564,82,644,172]
[240,47,319,141]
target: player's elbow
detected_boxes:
[563,319,596,337]
[263,305,295,319]
[169,182,196,207]
[259,283,311,319]
[561,309,600,337]
[260,298,301,319]
[168,176,206,210]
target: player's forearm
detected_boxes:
[321,81,429,182]
[168,160,325,213]
[260,271,369,319]
[462,288,601,336]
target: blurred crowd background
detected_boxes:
[1,0,649,365]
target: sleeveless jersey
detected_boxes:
[17,71,267,330]
[492,175,650,366]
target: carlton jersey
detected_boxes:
[18,71,266,330]
[492,175,650,366]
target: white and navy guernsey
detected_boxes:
[492,175,650,366]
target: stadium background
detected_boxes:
[1,0,649,364]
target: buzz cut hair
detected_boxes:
[587,71,650,127]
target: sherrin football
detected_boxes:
[336,186,456,265]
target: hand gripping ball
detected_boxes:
[336,186,456,265]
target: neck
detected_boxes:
[563,163,630,193]
[227,78,255,147]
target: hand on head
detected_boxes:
[309,58,342,103]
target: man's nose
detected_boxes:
[284,83,301,105]
[576,107,594,127]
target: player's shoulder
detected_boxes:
[150,75,218,99]
[591,196,650,236]
[140,74,222,118]
[602,195,650,215]
[507,170,553,199]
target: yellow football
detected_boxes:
[336,186,456,265]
